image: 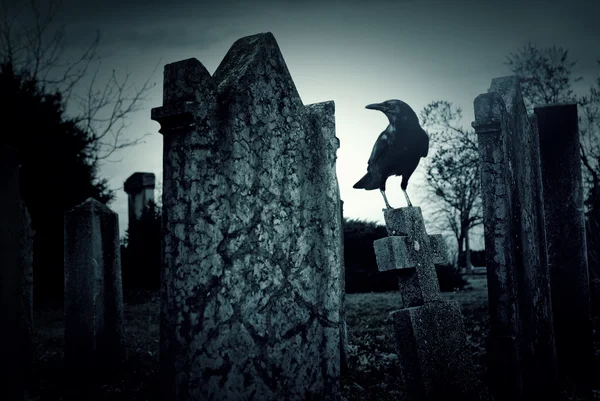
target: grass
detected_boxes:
[26,277,599,400]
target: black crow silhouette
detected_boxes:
[353,99,429,208]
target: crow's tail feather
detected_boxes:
[353,172,378,190]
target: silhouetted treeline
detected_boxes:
[0,63,113,304]
[343,218,394,293]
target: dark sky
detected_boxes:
[31,0,600,239]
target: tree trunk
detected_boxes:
[457,234,465,272]
[464,229,473,275]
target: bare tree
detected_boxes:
[507,44,600,313]
[505,43,582,112]
[505,43,599,200]
[0,0,158,162]
[420,100,483,274]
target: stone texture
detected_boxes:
[390,301,476,401]
[124,172,156,225]
[339,200,348,376]
[64,198,125,382]
[472,76,558,401]
[151,32,342,401]
[374,207,442,308]
[373,207,478,400]
[0,144,30,401]
[535,103,594,396]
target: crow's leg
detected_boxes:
[380,190,392,209]
[402,189,413,207]
[401,175,413,207]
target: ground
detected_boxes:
[27,276,599,400]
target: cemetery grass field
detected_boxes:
[29,276,599,401]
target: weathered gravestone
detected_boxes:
[374,207,479,401]
[472,76,559,401]
[0,144,34,401]
[64,198,126,383]
[151,32,343,401]
[535,103,594,396]
[124,172,156,227]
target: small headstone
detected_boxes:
[472,76,558,401]
[151,32,343,401]
[373,206,479,401]
[536,103,594,396]
[124,172,155,226]
[63,198,125,383]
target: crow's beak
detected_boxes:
[365,102,387,112]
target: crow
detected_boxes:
[353,99,429,209]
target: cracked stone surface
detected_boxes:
[63,198,126,383]
[472,76,558,401]
[535,104,594,395]
[390,301,477,401]
[374,207,442,308]
[151,32,342,401]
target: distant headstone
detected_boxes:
[535,103,594,396]
[124,172,155,226]
[472,76,558,401]
[0,144,33,401]
[373,207,479,401]
[64,198,125,383]
[151,32,343,401]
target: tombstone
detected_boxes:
[373,207,479,401]
[535,103,594,395]
[63,198,125,383]
[472,76,558,401]
[151,32,343,401]
[124,172,155,227]
[0,144,34,401]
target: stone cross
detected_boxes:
[472,76,559,401]
[64,198,125,384]
[151,32,343,401]
[374,206,479,401]
[374,207,444,307]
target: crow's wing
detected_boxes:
[367,131,392,167]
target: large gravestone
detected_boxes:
[472,76,558,401]
[151,32,343,401]
[64,198,126,383]
[0,145,34,401]
[535,103,594,396]
[374,207,479,401]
